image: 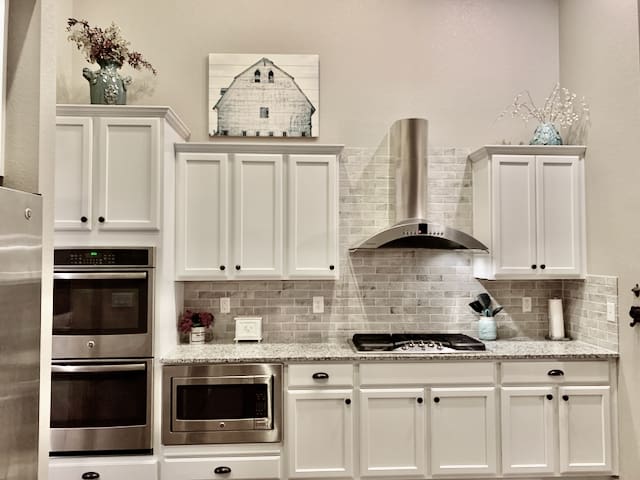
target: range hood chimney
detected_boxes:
[350,118,488,251]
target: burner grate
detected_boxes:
[351,333,485,353]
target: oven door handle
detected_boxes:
[53,272,148,280]
[51,363,147,373]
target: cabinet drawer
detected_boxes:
[288,363,354,387]
[501,361,609,384]
[49,457,157,480]
[162,455,280,480]
[360,362,495,385]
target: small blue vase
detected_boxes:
[530,123,562,145]
[478,317,497,341]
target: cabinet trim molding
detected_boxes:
[175,142,344,156]
[57,104,191,141]
[469,145,586,163]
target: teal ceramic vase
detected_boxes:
[83,61,132,105]
[530,122,563,145]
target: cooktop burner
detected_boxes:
[351,333,486,353]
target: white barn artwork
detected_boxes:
[209,54,319,137]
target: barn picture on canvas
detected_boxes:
[209,54,319,138]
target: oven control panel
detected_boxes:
[54,248,153,267]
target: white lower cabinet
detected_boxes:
[287,389,354,478]
[161,455,280,480]
[49,456,158,480]
[286,363,355,478]
[501,361,615,477]
[430,387,497,476]
[359,388,426,477]
[501,386,555,475]
[559,385,612,473]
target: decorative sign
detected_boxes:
[208,53,319,138]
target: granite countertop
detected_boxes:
[160,340,618,364]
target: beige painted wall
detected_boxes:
[559,0,640,476]
[56,0,560,147]
[5,0,41,192]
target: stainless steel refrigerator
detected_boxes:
[0,186,42,480]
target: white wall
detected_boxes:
[56,0,560,147]
[559,0,640,476]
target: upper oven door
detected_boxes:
[52,270,153,358]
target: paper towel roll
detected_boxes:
[548,298,565,340]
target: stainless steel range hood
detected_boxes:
[350,118,488,251]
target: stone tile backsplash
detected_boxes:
[564,276,618,351]
[181,147,619,349]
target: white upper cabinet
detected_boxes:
[233,154,283,278]
[54,116,93,231]
[175,152,229,279]
[287,155,338,279]
[470,145,586,280]
[97,117,160,230]
[174,144,342,281]
[55,105,190,237]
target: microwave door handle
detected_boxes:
[51,363,147,373]
[53,272,148,280]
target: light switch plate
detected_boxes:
[607,302,617,323]
[234,316,262,342]
[313,296,324,313]
[220,297,231,313]
[522,297,532,313]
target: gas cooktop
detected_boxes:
[351,333,486,353]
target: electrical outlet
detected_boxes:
[607,302,617,323]
[220,297,231,313]
[313,296,324,314]
[522,297,532,313]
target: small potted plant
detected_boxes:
[178,310,214,345]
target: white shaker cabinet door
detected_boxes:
[233,154,283,278]
[287,154,338,279]
[359,388,426,477]
[96,117,160,230]
[559,386,612,474]
[175,152,229,279]
[493,155,537,276]
[287,389,354,478]
[54,117,93,231]
[430,387,497,476]
[501,386,555,475]
[536,155,582,276]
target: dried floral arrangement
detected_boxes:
[66,18,157,75]
[178,310,214,333]
[498,83,589,128]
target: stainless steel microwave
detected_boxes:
[162,363,283,445]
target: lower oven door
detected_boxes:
[50,359,152,455]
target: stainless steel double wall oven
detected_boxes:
[51,247,154,455]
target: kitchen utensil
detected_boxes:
[477,293,492,310]
[469,300,484,314]
[491,306,503,316]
